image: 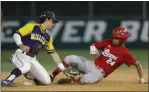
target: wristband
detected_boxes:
[58,63,66,70]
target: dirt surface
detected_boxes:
[1,69,148,91]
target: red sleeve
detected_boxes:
[91,39,111,49]
[123,50,137,67]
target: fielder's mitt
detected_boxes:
[58,78,73,84]
[63,66,80,80]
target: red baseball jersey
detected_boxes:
[93,39,136,77]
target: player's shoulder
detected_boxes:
[25,22,39,27]
[46,32,53,41]
[121,47,132,55]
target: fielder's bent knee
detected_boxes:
[40,76,51,85]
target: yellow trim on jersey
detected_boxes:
[45,36,55,52]
[17,23,39,37]
[47,49,55,53]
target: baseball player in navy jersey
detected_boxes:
[1,11,66,87]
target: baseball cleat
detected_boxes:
[50,74,54,82]
[33,79,41,85]
[1,80,17,87]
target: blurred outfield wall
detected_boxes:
[1,1,148,49]
[1,18,148,49]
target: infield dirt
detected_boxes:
[1,69,148,91]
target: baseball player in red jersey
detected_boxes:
[49,27,147,84]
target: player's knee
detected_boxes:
[43,80,51,85]
[64,55,78,63]
[40,76,51,85]
[65,55,77,60]
[19,64,30,74]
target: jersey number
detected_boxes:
[106,58,115,66]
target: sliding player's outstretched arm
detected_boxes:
[123,51,147,84]
[134,61,147,84]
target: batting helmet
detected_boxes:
[112,27,129,43]
[40,11,58,23]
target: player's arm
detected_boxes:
[90,39,108,57]
[13,33,30,52]
[45,37,66,71]
[123,52,147,84]
[134,61,147,84]
[13,23,34,52]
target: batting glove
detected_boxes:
[90,45,99,55]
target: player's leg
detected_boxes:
[56,55,105,84]
[29,58,51,85]
[1,49,31,87]
[50,55,90,81]
[79,61,105,84]
[64,55,91,73]
[65,55,105,84]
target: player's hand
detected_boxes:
[140,78,148,84]
[19,44,30,52]
[90,46,99,55]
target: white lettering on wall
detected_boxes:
[62,21,85,43]
[140,21,148,42]
[83,21,107,42]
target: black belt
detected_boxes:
[26,52,35,57]
[22,51,35,57]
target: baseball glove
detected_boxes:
[58,78,73,84]
[63,66,81,80]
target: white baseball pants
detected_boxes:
[10,49,51,85]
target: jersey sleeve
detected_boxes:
[123,50,137,67]
[92,39,110,49]
[45,37,55,53]
[17,23,35,37]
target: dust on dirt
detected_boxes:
[1,69,148,91]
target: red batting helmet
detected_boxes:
[112,27,129,43]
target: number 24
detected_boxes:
[106,58,115,66]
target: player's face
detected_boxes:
[45,19,55,30]
[112,38,121,45]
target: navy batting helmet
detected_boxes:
[40,11,58,23]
